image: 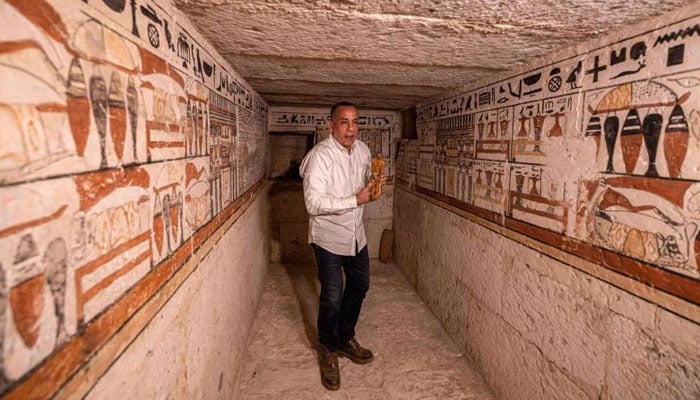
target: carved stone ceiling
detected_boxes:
[174,0,695,110]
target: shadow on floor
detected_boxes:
[281,260,321,349]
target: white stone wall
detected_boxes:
[395,188,700,400]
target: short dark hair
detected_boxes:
[330,101,357,119]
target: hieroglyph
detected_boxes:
[0,0,268,391]
[402,12,700,282]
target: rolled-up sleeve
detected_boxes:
[300,150,357,216]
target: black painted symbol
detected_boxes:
[148,25,160,47]
[630,42,647,60]
[548,76,562,92]
[609,42,646,80]
[216,72,227,92]
[195,48,203,80]
[164,20,175,51]
[203,61,214,77]
[611,60,645,80]
[141,5,162,25]
[566,61,582,89]
[654,24,700,46]
[89,75,108,169]
[177,33,191,68]
[141,5,162,49]
[102,0,126,12]
[478,90,492,106]
[610,48,626,65]
[522,72,542,96]
[126,77,138,160]
[130,0,139,38]
[668,44,685,66]
[643,113,662,177]
[497,85,509,103]
[586,56,607,83]
[603,116,619,173]
[508,81,522,98]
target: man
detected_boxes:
[299,101,383,390]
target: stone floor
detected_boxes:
[234,260,496,399]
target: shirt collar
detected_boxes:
[329,134,357,154]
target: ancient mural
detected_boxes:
[0,0,268,394]
[397,14,700,294]
[269,108,399,179]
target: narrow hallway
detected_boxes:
[235,261,495,399]
[4,2,700,399]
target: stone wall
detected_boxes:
[395,5,700,400]
[268,106,400,261]
[0,0,269,398]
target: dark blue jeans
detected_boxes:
[312,243,370,352]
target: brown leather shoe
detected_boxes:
[338,338,374,364]
[318,346,340,390]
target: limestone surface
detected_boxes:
[234,261,496,399]
[175,0,694,109]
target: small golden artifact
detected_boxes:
[370,152,385,200]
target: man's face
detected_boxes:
[329,106,359,150]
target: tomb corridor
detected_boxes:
[1,0,700,399]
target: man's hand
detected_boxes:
[356,181,373,205]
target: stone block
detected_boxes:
[502,245,608,398]
[415,201,505,315]
[541,360,592,400]
[466,300,545,400]
[657,307,700,358]
[603,314,700,400]
[607,286,657,331]
[393,190,424,286]
[540,284,607,397]
[414,257,468,351]
[459,225,505,315]
[502,260,552,350]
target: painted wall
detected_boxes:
[0,0,269,398]
[84,192,269,400]
[268,106,400,261]
[395,5,700,400]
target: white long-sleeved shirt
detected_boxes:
[299,134,371,256]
